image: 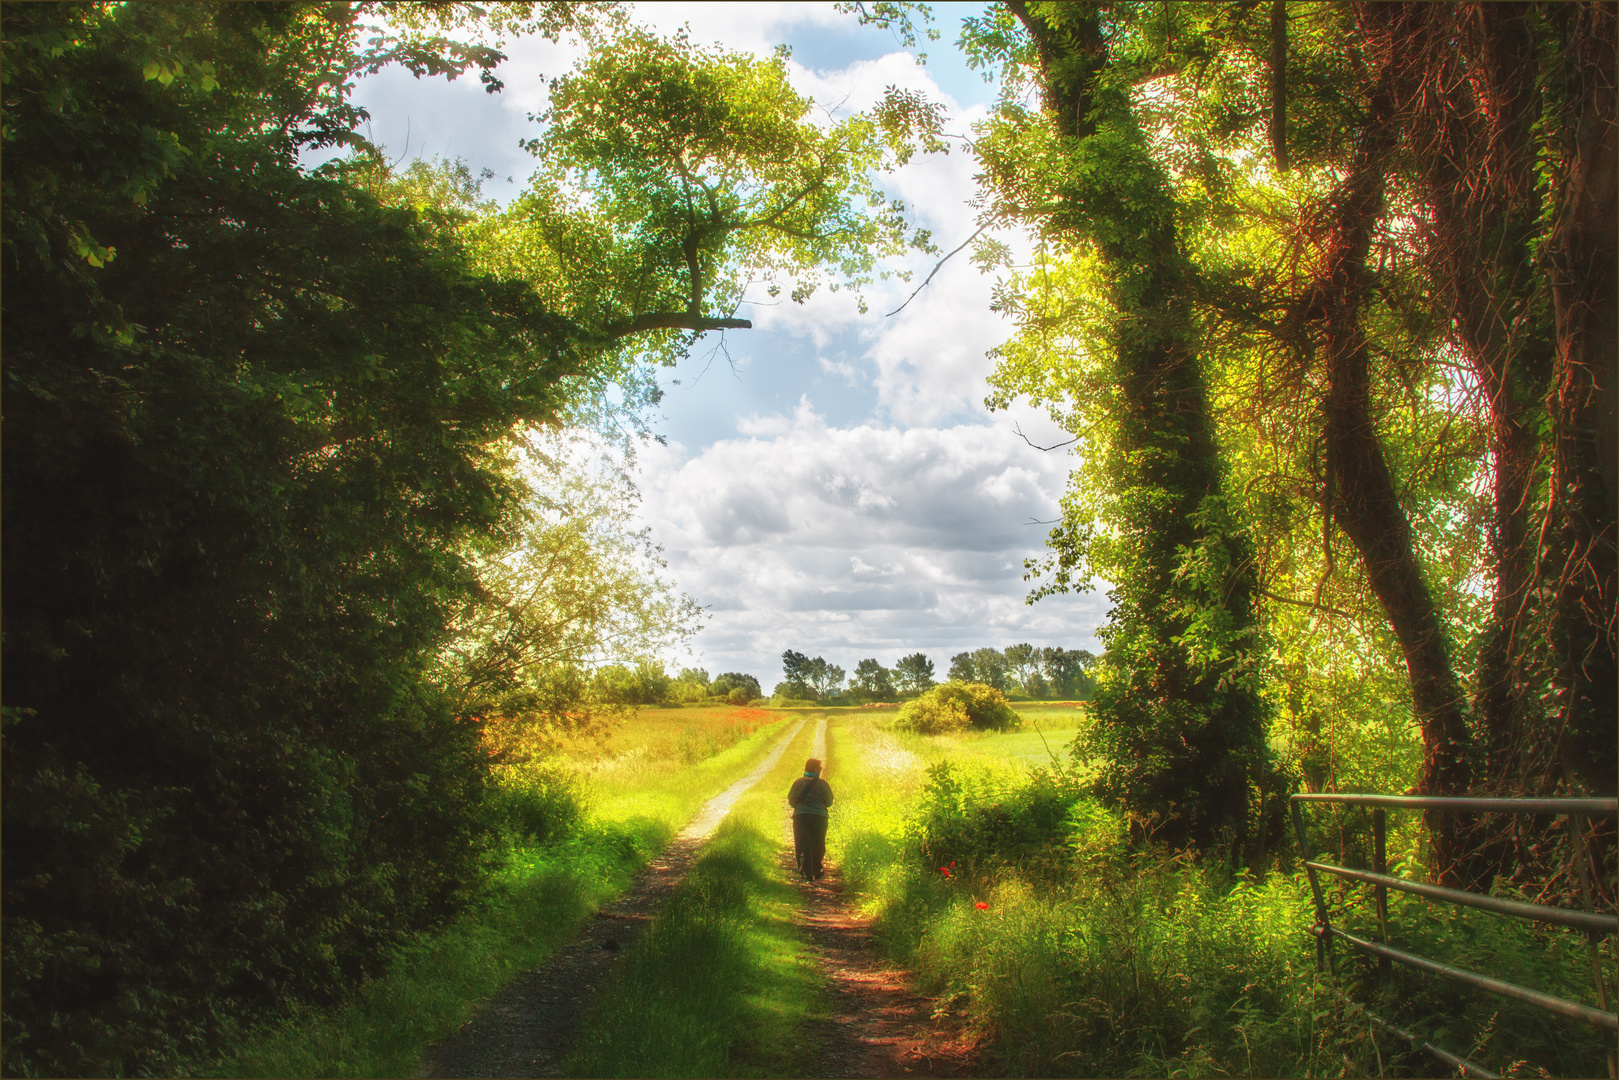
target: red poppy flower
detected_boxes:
[975,901,989,910]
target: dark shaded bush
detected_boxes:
[1,7,578,1074]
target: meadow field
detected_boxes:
[205,703,1612,1079]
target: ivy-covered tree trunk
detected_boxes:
[1388,4,1551,796]
[1309,23,1481,882]
[1002,1,1279,858]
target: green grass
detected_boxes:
[563,718,827,1077]
[824,714,1615,1078]
[206,714,799,1078]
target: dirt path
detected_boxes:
[421,718,808,1079]
[785,719,981,1078]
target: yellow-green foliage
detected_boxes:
[891,680,1019,734]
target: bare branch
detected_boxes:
[605,313,751,339]
[886,223,989,317]
[1013,422,1077,451]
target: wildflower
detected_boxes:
[975,901,988,910]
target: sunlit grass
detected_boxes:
[824,714,1614,1078]
[563,718,825,1077]
[210,714,799,1078]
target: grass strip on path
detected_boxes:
[210,716,800,1079]
[562,718,829,1078]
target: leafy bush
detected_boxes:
[891,681,1018,734]
[908,761,1088,879]
[488,762,590,846]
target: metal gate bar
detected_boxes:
[1303,861,1618,934]
[1290,793,1618,1078]
[1366,1014,1498,1079]
[1316,924,1619,1030]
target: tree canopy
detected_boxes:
[0,4,939,1073]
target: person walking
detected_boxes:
[788,757,834,882]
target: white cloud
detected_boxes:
[638,403,1109,683]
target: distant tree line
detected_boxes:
[771,645,1098,703]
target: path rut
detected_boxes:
[786,719,980,1078]
[421,718,808,1078]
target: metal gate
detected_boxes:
[1290,793,1618,1078]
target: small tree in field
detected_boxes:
[851,658,897,700]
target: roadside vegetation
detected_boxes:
[212,712,796,1078]
[828,715,1614,1078]
[5,2,1613,1077]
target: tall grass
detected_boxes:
[205,714,797,1078]
[563,717,825,1077]
[828,716,1613,1078]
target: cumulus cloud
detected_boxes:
[342,5,1108,688]
[639,403,1109,683]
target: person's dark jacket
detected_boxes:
[788,775,834,816]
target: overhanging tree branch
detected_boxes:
[605,312,751,339]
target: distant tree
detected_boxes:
[675,667,710,687]
[711,672,762,700]
[1025,670,1050,699]
[778,650,818,699]
[808,657,846,699]
[892,652,936,694]
[970,647,1010,691]
[1003,643,1040,693]
[851,659,896,700]
[782,649,814,684]
[948,651,976,682]
[591,660,671,706]
[1041,647,1097,699]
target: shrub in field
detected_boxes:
[892,691,968,734]
[892,681,1018,734]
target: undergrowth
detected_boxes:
[201,716,797,1077]
[828,717,1614,1079]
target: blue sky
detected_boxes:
[343,2,1110,689]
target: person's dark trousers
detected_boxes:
[793,813,828,880]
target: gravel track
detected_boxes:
[420,718,808,1078]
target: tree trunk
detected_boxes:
[1001,1,1281,858]
[1390,3,1555,797]
[1545,1,1618,798]
[1311,43,1474,883]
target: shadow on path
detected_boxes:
[421,718,807,1078]
[785,720,981,1078]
